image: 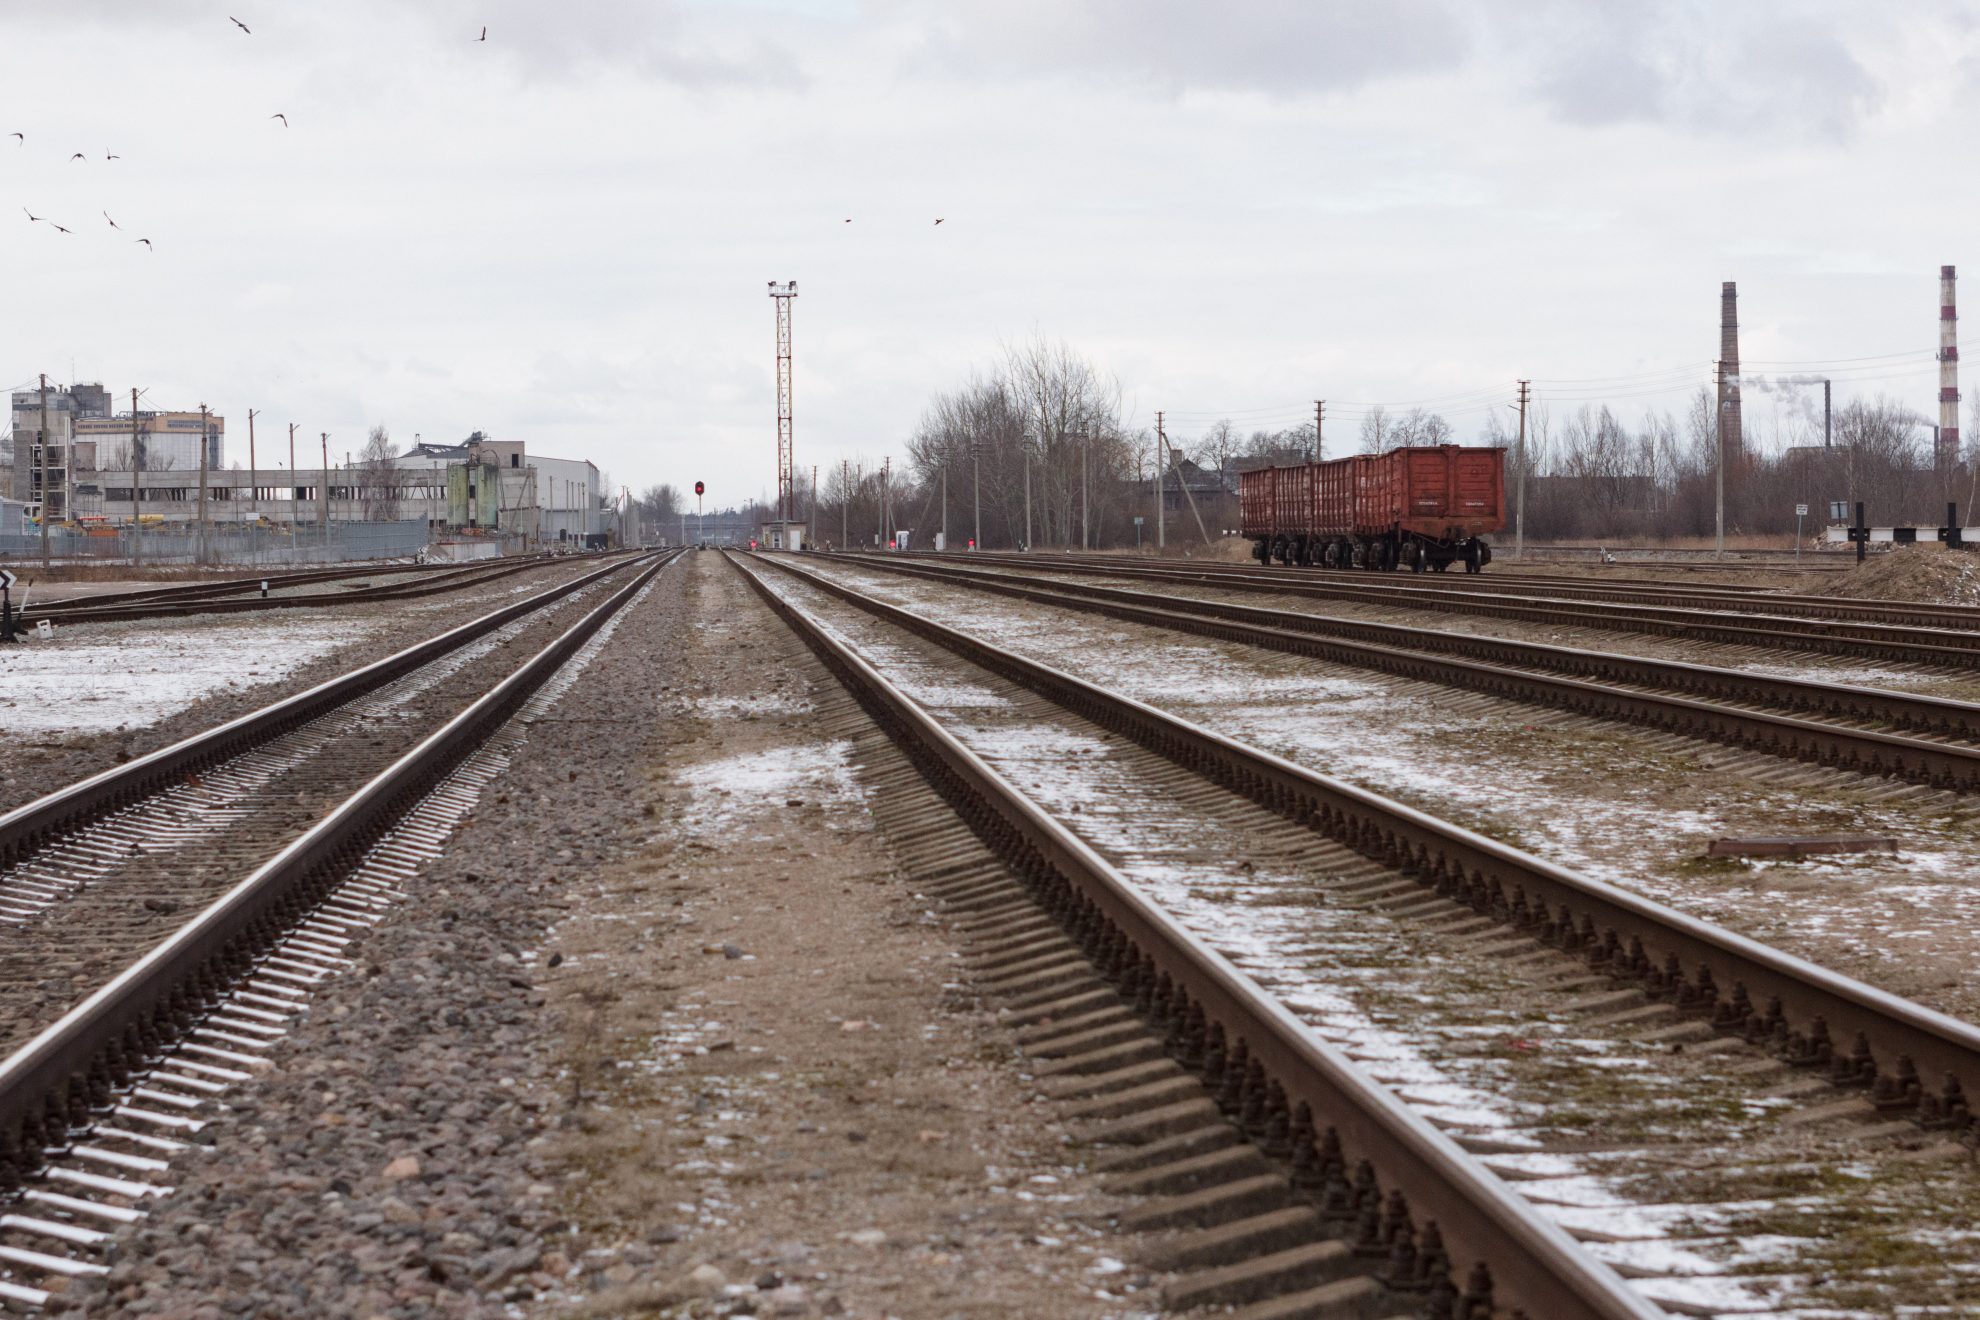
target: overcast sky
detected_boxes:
[6,1,1979,503]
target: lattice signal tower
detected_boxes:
[768,281,798,522]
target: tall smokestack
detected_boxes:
[1940,265,1960,479]
[1718,281,1742,460]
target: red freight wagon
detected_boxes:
[1239,444,1506,573]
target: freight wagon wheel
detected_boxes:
[1464,540,1482,574]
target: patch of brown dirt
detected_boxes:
[1806,545,1980,605]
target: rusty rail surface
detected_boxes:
[729,550,1665,1320]
[23,549,641,626]
[820,553,1980,793]
[0,550,675,1195]
[752,552,1980,1153]
[967,550,1980,632]
[903,552,1980,663]
[0,552,667,865]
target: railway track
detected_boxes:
[737,550,1980,1315]
[815,552,1980,793]
[0,549,675,1306]
[957,551,1980,637]
[21,551,634,627]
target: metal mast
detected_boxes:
[768,281,798,523]
[1940,265,1960,485]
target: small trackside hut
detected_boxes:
[1240,444,1506,573]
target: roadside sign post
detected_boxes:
[0,569,15,643]
[1795,503,1807,563]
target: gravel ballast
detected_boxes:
[52,551,1140,1318]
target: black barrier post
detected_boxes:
[1854,501,1868,563]
[1942,503,1963,550]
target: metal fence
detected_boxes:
[0,521,435,567]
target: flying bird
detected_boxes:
[270,113,287,126]
[477,25,487,41]
[70,153,85,161]
[103,211,120,229]
[23,208,40,223]
[134,237,152,249]
[105,152,120,160]
[230,16,250,33]
[934,218,944,225]
[844,218,852,223]
[49,223,71,234]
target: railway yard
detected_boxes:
[0,545,1976,1319]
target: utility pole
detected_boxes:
[130,388,143,569]
[197,403,211,565]
[1514,380,1530,559]
[880,456,891,547]
[287,423,297,538]
[1314,400,1325,461]
[1022,436,1032,552]
[1823,378,1832,448]
[810,465,818,542]
[37,374,50,572]
[840,458,849,548]
[247,408,259,523]
[1713,361,1725,560]
[1155,411,1167,551]
[321,432,331,532]
[1078,427,1089,551]
[941,451,949,549]
[972,442,981,550]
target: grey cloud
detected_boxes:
[1505,2,1883,141]
[903,0,1474,97]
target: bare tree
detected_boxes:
[1357,405,1392,454]
[360,425,399,521]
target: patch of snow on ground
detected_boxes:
[0,617,381,736]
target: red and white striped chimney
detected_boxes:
[1940,265,1960,474]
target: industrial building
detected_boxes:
[83,432,608,545]
[7,384,223,522]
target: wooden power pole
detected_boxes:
[37,374,50,572]
[130,388,143,570]
[196,403,211,564]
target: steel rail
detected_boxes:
[973,550,1980,631]
[821,553,1980,792]
[0,551,672,1191]
[22,551,633,627]
[728,551,1663,1320]
[0,551,671,865]
[934,550,1980,649]
[32,561,436,612]
[755,552,1980,1143]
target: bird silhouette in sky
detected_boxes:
[69,152,85,161]
[23,208,42,223]
[49,223,71,234]
[270,113,287,126]
[844,218,852,223]
[134,237,152,249]
[105,152,120,160]
[477,25,487,41]
[103,211,120,229]
[934,218,944,225]
[230,16,250,33]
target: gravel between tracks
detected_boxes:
[0,558,626,817]
[54,552,1139,1319]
